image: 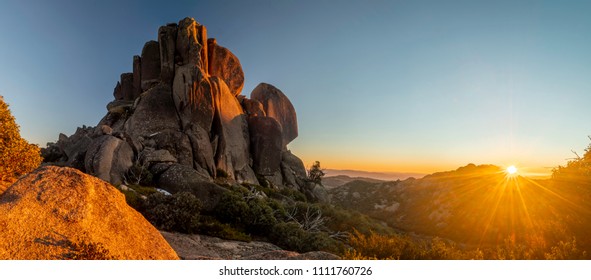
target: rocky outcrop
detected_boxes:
[140,41,161,91]
[41,126,95,171]
[125,84,180,138]
[0,166,178,259]
[172,65,214,131]
[251,83,298,148]
[120,73,135,101]
[249,116,283,175]
[211,77,256,183]
[158,25,176,84]
[176,18,207,68]
[281,150,307,189]
[207,38,244,96]
[42,17,309,199]
[156,164,228,211]
[132,55,142,97]
[240,97,266,117]
[84,135,134,185]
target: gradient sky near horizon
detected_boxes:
[1,0,590,175]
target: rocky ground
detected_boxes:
[161,231,339,260]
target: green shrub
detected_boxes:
[126,162,154,186]
[269,222,338,253]
[214,192,251,226]
[315,203,394,236]
[198,216,252,242]
[214,192,277,235]
[278,187,307,202]
[255,174,271,188]
[142,192,202,233]
[120,188,143,210]
[117,185,157,211]
[127,184,157,196]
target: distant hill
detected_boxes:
[322,175,385,189]
[324,169,425,182]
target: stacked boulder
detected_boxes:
[42,17,323,204]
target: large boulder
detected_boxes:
[185,124,216,177]
[98,104,130,134]
[251,83,298,147]
[207,38,244,96]
[125,84,181,139]
[55,126,95,171]
[281,150,307,189]
[156,164,228,211]
[303,182,330,203]
[211,77,256,183]
[249,116,282,176]
[84,135,134,185]
[142,149,177,165]
[0,166,179,259]
[240,97,266,117]
[151,130,194,167]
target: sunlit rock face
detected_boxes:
[41,17,326,202]
[211,76,256,184]
[207,38,244,97]
[0,166,179,260]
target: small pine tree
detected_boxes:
[0,96,42,183]
[307,161,325,185]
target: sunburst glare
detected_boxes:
[506,165,518,175]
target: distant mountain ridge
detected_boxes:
[324,169,425,182]
[322,175,384,189]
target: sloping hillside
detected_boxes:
[329,163,591,252]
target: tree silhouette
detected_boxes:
[0,96,42,184]
[307,161,325,185]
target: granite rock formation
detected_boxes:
[42,17,324,205]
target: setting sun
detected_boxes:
[506,165,518,175]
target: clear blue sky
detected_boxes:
[1,0,590,175]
